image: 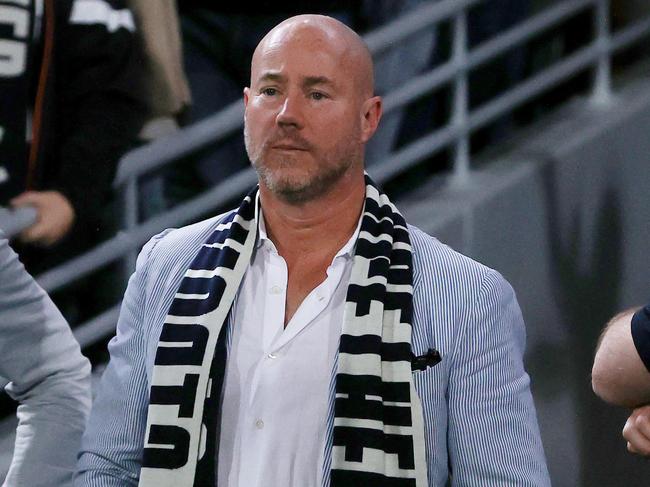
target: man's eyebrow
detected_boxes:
[303,76,335,88]
[255,73,336,89]
[257,72,285,84]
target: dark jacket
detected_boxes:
[0,0,146,227]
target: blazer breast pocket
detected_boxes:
[411,348,442,372]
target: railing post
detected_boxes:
[592,0,613,105]
[451,10,470,186]
[122,178,138,280]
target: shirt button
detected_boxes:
[267,353,278,359]
[255,419,265,430]
[270,285,282,295]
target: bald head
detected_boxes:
[251,15,375,98]
[243,15,383,204]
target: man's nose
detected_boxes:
[275,95,304,129]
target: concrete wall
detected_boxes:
[396,74,650,486]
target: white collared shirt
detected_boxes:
[217,207,361,487]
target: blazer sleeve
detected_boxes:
[0,236,91,487]
[74,233,164,486]
[446,269,551,487]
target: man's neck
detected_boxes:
[259,169,365,260]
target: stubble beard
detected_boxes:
[245,124,362,205]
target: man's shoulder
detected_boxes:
[408,223,495,287]
[407,223,517,314]
[407,224,523,365]
[141,209,236,269]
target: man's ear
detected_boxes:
[243,87,250,108]
[360,96,382,143]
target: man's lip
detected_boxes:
[272,144,308,151]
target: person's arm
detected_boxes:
[591,307,650,407]
[0,235,91,487]
[74,232,167,486]
[447,270,550,486]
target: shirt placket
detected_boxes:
[238,246,287,487]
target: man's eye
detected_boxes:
[310,92,326,100]
[261,88,277,96]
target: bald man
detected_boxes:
[76,16,550,487]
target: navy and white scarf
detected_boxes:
[139,175,428,486]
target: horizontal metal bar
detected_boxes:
[37,168,258,293]
[372,125,458,184]
[472,14,650,131]
[364,0,483,54]
[469,0,593,70]
[374,44,601,183]
[73,304,120,349]
[382,60,457,114]
[36,232,129,293]
[0,207,38,239]
[113,101,244,187]
[374,12,650,184]
[611,15,650,52]
[469,45,600,131]
[382,0,594,115]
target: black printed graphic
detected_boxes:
[154,324,209,366]
[143,425,191,469]
[149,374,200,418]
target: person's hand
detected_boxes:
[623,405,650,455]
[11,190,76,246]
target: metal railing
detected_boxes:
[2,0,650,350]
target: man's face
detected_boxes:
[244,26,368,203]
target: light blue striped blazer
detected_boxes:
[75,212,551,486]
